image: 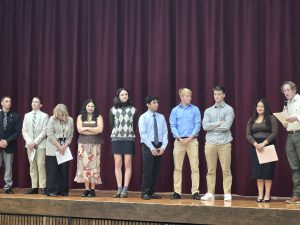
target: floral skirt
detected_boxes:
[74,143,102,184]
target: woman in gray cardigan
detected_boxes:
[45,104,74,196]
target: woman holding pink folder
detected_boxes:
[246,99,278,202]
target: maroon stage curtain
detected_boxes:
[1,0,300,197]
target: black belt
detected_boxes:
[177,136,195,140]
[288,130,300,134]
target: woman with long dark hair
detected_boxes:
[109,88,137,198]
[246,99,278,202]
[74,99,103,197]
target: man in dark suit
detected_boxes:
[0,96,20,194]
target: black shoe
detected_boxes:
[88,189,96,197]
[171,192,181,199]
[60,192,68,196]
[149,193,162,199]
[81,190,90,197]
[25,188,39,194]
[47,193,57,197]
[40,188,46,195]
[141,194,151,200]
[5,188,14,194]
[113,192,121,198]
[263,197,271,203]
[256,198,263,202]
[192,192,200,200]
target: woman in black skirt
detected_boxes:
[109,88,138,198]
[246,99,278,202]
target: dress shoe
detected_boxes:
[113,192,121,198]
[192,192,200,200]
[25,188,39,194]
[120,192,128,198]
[5,188,14,194]
[141,194,151,200]
[47,193,57,197]
[286,196,300,204]
[60,192,68,196]
[88,189,96,197]
[171,192,181,199]
[262,197,271,203]
[256,198,263,202]
[149,193,162,199]
[81,190,90,197]
[40,188,46,195]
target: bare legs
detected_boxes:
[257,179,272,201]
[114,154,132,197]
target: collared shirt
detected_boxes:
[169,103,201,138]
[138,110,168,150]
[286,93,300,131]
[202,101,235,145]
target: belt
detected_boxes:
[288,130,300,134]
[176,136,196,140]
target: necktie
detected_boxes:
[3,113,7,130]
[32,112,37,138]
[153,114,159,145]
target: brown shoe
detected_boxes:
[286,196,300,204]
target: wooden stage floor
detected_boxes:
[0,189,300,225]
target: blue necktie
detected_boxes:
[3,113,7,130]
[153,114,159,145]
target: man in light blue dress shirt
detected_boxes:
[201,85,235,202]
[139,96,168,200]
[169,88,201,200]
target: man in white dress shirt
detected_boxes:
[22,97,49,194]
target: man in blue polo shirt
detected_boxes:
[139,96,168,200]
[169,88,201,200]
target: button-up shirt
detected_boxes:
[286,93,300,131]
[138,110,168,151]
[202,101,235,145]
[169,103,201,138]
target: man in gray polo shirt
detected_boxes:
[201,85,235,202]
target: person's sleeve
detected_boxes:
[202,109,220,131]
[246,119,255,145]
[47,117,60,146]
[22,114,32,145]
[214,108,235,131]
[266,116,278,143]
[34,114,49,145]
[161,116,168,150]
[169,108,179,138]
[109,109,114,128]
[191,107,201,136]
[66,118,74,146]
[6,113,21,144]
[138,115,155,151]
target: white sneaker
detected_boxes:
[224,194,232,201]
[201,193,214,201]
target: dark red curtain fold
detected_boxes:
[1,0,300,196]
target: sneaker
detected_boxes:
[224,194,232,201]
[201,193,214,201]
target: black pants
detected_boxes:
[141,143,162,195]
[46,156,69,195]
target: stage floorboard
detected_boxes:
[0,189,299,225]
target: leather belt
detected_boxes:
[288,130,300,134]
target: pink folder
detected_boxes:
[256,145,278,164]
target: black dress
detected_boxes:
[246,116,278,180]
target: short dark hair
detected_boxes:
[1,96,11,102]
[213,85,225,93]
[145,96,159,104]
[32,96,43,104]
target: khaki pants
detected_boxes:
[27,147,46,188]
[204,142,232,194]
[173,139,199,195]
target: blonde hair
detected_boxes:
[281,81,297,93]
[179,88,192,97]
[53,104,69,122]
